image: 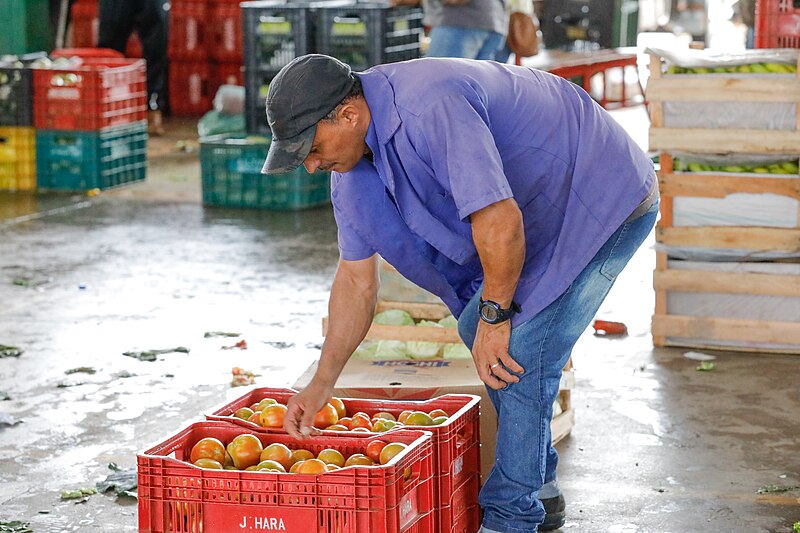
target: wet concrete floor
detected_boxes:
[0,110,798,532]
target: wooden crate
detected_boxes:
[647,52,800,353]
[646,52,800,154]
[323,300,576,442]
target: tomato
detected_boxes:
[351,427,370,433]
[289,461,303,473]
[313,403,339,429]
[338,417,354,430]
[350,413,372,430]
[428,409,448,419]
[247,411,262,425]
[379,442,407,465]
[193,458,223,469]
[405,411,434,426]
[190,437,226,464]
[326,464,341,471]
[260,443,293,470]
[374,411,396,421]
[397,410,413,424]
[371,419,396,433]
[344,453,374,467]
[325,424,349,431]
[317,449,345,467]
[328,397,347,419]
[260,404,288,428]
[227,434,264,470]
[432,416,448,425]
[234,407,254,421]
[256,459,286,472]
[296,458,327,474]
[291,449,315,465]
[365,440,388,463]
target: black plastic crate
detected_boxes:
[0,53,44,126]
[242,0,314,72]
[244,67,280,135]
[316,3,423,71]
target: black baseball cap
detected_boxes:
[261,54,355,174]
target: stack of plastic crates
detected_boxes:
[33,53,148,191]
[0,53,42,191]
[755,0,800,48]
[316,3,424,72]
[200,134,331,209]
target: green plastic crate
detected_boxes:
[0,0,52,55]
[200,134,331,210]
[36,121,148,191]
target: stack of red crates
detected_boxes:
[169,0,244,115]
[68,0,143,57]
[755,0,800,48]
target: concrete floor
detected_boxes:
[0,110,798,532]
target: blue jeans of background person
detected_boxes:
[427,26,506,60]
[458,201,659,533]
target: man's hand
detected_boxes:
[472,320,524,389]
[283,380,332,439]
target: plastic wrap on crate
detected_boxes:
[0,126,36,190]
[36,121,147,191]
[665,259,800,352]
[137,421,435,533]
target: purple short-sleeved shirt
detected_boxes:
[332,58,655,325]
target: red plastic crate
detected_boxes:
[138,421,434,533]
[207,388,481,531]
[168,1,208,60]
[211,3,243,62]
[169,60,212,116]
[69,1,143,57]
[755,0,800,48]
[33,58,147,131]
[439,474,481,533]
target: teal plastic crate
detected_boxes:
[0,0,52,55]
[36,121,148,191]
[200,134,331,210]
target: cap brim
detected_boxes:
[261,124,316,175]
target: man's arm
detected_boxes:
[470,198,526,389]
[284,254,379,438]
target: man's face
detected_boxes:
[302,103,368,174]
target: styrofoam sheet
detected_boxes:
[665,259,800,351]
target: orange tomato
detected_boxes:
[247,411,262,425]
[193,458,223,469]
[317,449,345,467]
[326,464,341,471]
[313,403,339,429]
[227,434,264,470]
[234,407,254,421]
[256,459,286,472]
[328,397,347,419]
[344,453,374,467]
[338,417,354,430]
[190,437,226,464]
[428,409,448,419]
[291,449,315,465]
[350,413,372,430]
[379,442,407,465]
[296,458,327,474]
[260,404,288,428]
[260,443,293,470]
[365,440,388,463]
[289,461,303,473]
[397,410,413,424]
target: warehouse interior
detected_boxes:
[0,0,799,532]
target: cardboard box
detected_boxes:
[294,357,574,482]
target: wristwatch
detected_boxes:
[479,298,521,325]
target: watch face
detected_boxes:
[481,304,499,322]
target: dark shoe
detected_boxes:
[540,494,566,531]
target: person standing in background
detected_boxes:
[98,0,169,135]
[393,0,508,60]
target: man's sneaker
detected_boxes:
[540,494,566,531]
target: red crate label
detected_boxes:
[47,87,80,100]
[205,504,315,531]
[452,455,464,478]
[399,490,419,530]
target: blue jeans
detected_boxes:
[427,26,506,60]
[458,201,659,533]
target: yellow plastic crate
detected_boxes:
[0,126,35,190]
